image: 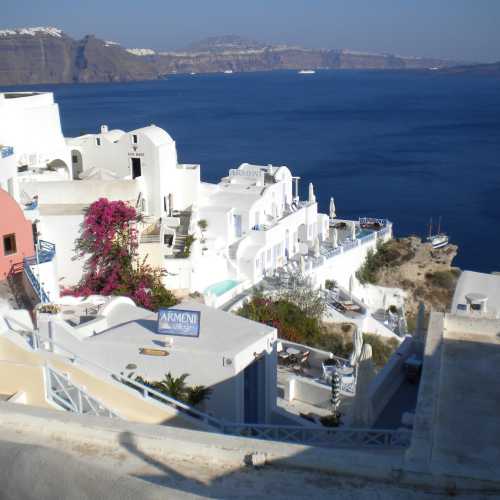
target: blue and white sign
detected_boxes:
[157,308,201,337]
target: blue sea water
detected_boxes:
[10,70,500,272]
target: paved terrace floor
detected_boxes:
[1,424,487,500]
[374,380,419,430]
[429,318,500,482]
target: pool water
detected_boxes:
[204,279,240,297]
[357,229,373,239]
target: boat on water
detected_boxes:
[427,217,449,249]
[223,70,234,74]
[298,70,316,75]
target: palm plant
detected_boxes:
[154,372,189,401]
[187,385,213,406]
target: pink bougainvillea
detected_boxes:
[64,198,177,311]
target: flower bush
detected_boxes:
[64,198,177,310]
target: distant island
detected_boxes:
[0,27,474,86]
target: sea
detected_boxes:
[12,70,500,272]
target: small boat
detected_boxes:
[223,70,234,74]
[298,70,316,75]
[427,217,449,249]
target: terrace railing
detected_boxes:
[45,365,119,418]
[22,240,56,303]
[23,260,50,303]
[223,423,411,449]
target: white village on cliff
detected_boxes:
[0,89,499,496]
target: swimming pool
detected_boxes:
[357,229,374,239]
[204,279,240,297]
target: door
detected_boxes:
[131,158,142,179]
[233,214,242,238]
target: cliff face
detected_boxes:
[0,28,74,84]
[0,28,158,85]
[150,47,453,75]
[0,29,460,86]
[72,36,158,83]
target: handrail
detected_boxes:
[45,364,119,418]
[23,260,50,303]
[222,423,411,448]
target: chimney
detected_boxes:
[100,124,109,134]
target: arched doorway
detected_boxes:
[47,159,71,179]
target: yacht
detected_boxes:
[427,217,449,249]
[223,70,234,74]
[298,70,316,75]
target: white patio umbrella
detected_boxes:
[299,255,306,274]
[332,227,338,248]
[314,237,320,257]
[415,302,426,341]
[308,182,316,203]
[329,197,336,219]
[350,343,375,427]
[349,327,363,366]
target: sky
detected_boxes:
[2,0,499,62]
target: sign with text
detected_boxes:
[157,309,201,337]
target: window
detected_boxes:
[133,134,138,144]
[72,155,78,164]
[3,234,17,256]
[457,304,467,311]
[470,303,482,312]
[96,138,101,146]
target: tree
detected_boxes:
[272,270,326,318]
[65,198,177,310]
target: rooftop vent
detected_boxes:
[100,124,109,134]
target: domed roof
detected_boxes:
[129,125,174,146]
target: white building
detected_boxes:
[3,91,393,319]
[451,270,500,318]
[0,92,72,200]
[35,297,278,424]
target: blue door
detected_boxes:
[244,357,265,423]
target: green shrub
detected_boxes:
[425,270,459,290]
[238,297,322,344]
[356,240,415,285]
